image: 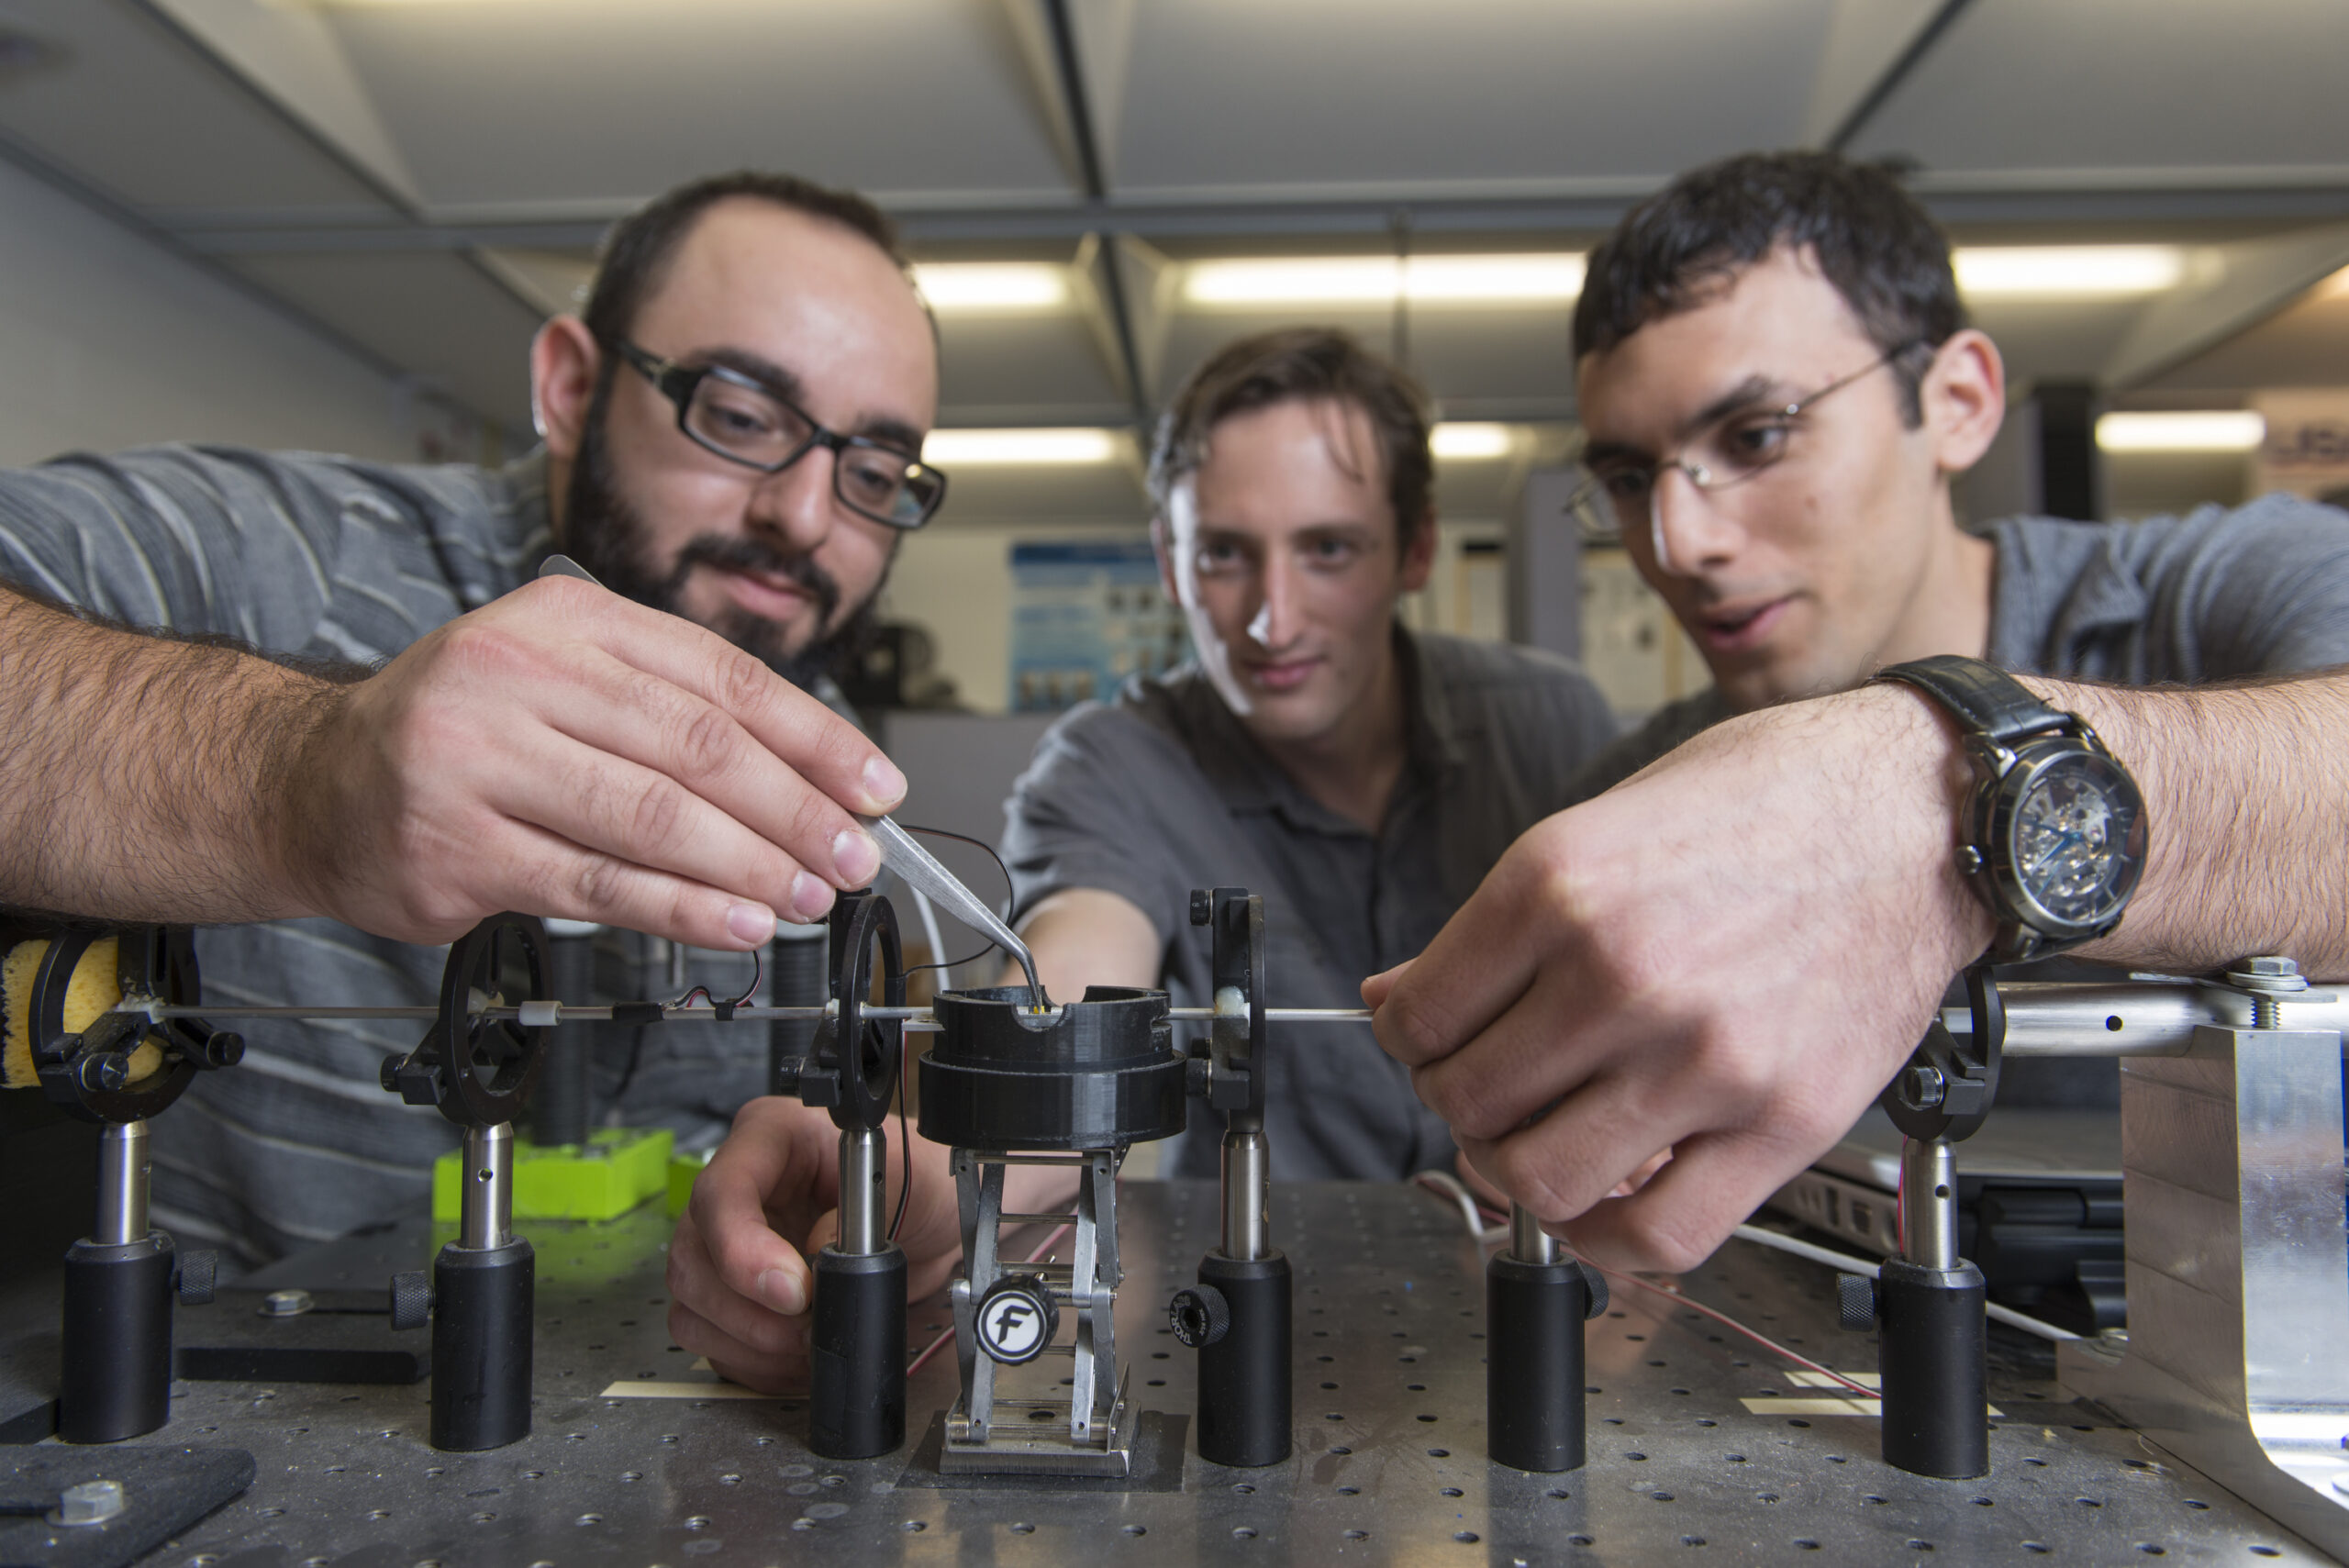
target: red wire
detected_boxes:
[1589,1262,1881,1400]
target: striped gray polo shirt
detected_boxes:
[0,445,783,1265]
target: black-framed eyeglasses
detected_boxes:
[1566,340,1926,540]
[607,338,948,530]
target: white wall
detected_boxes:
[0,157,415,467]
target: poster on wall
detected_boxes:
[2252,390,2349,502]
[1008,540,1190,713]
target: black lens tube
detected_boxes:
[809,1244,907,1459]
[1194,1251,1289,1467]
[529,921,598,1148]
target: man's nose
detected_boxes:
[747,448,841,553]
[1244,551,1303,649]
[1647,466,1743,577]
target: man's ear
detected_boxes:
[1398,508,1438,595]
[1923,328,2006,478]
[530,316,602,463]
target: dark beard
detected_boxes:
[562,388,886,693]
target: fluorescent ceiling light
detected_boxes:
[912,262,1068,313]
[1431,423,1515,460]
[922,428,1119,465]
[1954,247,2185,297]
[1185,254,1584,306]
[2095,411,2265,452]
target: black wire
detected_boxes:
[888,1037,912,1243]
[618,944,765,1108]
[894,825,1020,982]
[664,945,764,1010]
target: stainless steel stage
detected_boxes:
[139,1181,2323,1565]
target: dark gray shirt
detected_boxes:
[0,444,788,1263]
[1000,629,1619,1181]
[1566,497,2349,802]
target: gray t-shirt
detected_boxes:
[1000,629,1619,1182]
[0,445,784,1263]
[1566,496,2349,801]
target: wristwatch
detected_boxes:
[1873,654,2146,964]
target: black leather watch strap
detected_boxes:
[1872,654,2068,744]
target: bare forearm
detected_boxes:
[1001,887,1163,997]
[2047,671,2349,980]
[0,588,332,924]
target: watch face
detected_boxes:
[2006,748,2146,930]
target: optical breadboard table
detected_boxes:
[116,1182,2324,1565]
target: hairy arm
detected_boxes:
[0,586,343,925]
[1367,665,2349,1274]
[2061,671,2349,977]
[0,575,907,947]
[1001,886,1163,996]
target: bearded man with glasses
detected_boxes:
[0,171,936,1263]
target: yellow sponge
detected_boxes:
[0,936,157,1091]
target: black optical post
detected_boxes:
[1486,1204,1607,1473]
[30,929,236,1443]
[380,915,552,1452]
[1844,965,2001,1481]
[779,892,908,1462]
[1169,888,1291,1469]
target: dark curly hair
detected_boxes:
[1574,150,1965,426]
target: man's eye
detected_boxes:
[1197,541,1243,573]
[1304,538,1359,565]
[1598,468,1651,501]
[699,395,782,440]
[1722,418,1794,465]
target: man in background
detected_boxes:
[665,327,1620,1386]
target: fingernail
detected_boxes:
[863,754,907,809]
[790,871,835,921]
[726,903,776,945]
[756,1265,807,1316]
[832,828,879,887]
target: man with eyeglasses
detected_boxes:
[0,170,940,1262]
[1364,150,2349,1273]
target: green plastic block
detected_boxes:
[431,1126,675,1223]
[667,1149,714,1217]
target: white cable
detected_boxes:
[1731,1223,2082,1343]
[1412,1170,1508,1245]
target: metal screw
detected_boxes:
[76,1052,128,1093]
[261,1288,315,1318]
[2227,955,2307,1029]
[1899,1064,1946,1111]
[53,1478,126,1525]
